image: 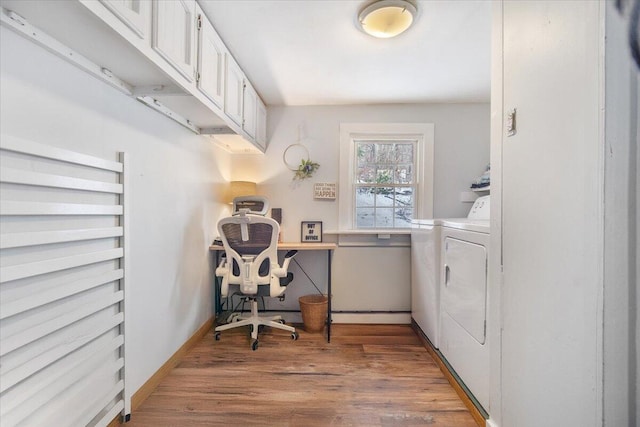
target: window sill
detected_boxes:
[324,229,410,235]
[324,230,411,247]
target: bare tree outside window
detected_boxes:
[354,140,416,228]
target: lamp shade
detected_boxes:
[227,181,257,203]
[358,0,417,39]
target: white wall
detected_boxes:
[0,28,230,395]
[235,104,490,227]
[229,104,489,317]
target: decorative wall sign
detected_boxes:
[314,182,336,200]
[301,221,323,243]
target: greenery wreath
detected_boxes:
[283,143,320,181]
[294,158,320,180]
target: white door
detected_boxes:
[196,7,225,109]
[256,97,267,149]
[224,53,244,127]
[152,0,196,82]
[501,2,603,426]
[242,81,257,139]
[100,0,150,39]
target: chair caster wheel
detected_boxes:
[251,339,259,351]
[258,325,265,333]
[214,332,221,341]
[278,319,286,324]
[291,332,299,341]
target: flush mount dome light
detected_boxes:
[358,0,417,39]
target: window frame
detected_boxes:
[339,123,435,231]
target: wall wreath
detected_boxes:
[283,143,320,180]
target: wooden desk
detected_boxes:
[210,242,337,342]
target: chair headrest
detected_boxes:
[232,196,269,216]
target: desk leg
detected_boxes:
[215,251,222,316]
[327,249,332,343]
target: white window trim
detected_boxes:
[338,123,435,231]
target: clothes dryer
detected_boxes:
[439,195,491,411]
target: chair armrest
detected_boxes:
[272,250,297,278]
[215,255,228,277]
[281,250,298,271]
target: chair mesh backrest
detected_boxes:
[220,220,276,276]
[220,222,274,256]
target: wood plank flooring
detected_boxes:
[126,324,478,426]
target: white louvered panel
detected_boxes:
[0,248,124,283]
[0,136,128,425]
[20,368,124,427]
[0,291,124,356]
[72,379,125,427]
[0,269,124,319]
[0,335,124,420]
[0,201,123,216]
[0,311,123,392]
[0,227,124,249]
[0,167,123,193]
[95,400,125,427]
[0,135,123,172]
[2,347,123,426]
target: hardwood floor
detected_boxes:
[127,324,478,426]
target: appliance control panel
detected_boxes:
[468,195,490,220]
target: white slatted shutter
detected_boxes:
[0,135,129,426]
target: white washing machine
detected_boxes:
[411,195,490,350]
[410,218,443,347]
[439,195,490,411]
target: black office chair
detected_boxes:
[214,209,298,350]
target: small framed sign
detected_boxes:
[301,221,323,243]
[314,182,336,200]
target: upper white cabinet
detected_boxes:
[225,53,244,127]
[1,0,267,152]
[99,0,150,39]
[242,80,258,140]
[195,5,225,109]
[256,97,267,149]
[152,0,197,82]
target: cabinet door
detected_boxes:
[224,53,244,126]
[100,0,151,39]
[256,97,267,148]
[242,80,257,139]
[152,0,196,82]
[196,8,225,109]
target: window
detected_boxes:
[339,123,434,231]
[354,139,416,228]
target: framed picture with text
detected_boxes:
[301,221,323,243]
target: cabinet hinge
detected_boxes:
[196,72,200,83]
[197,15,202,30]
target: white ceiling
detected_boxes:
[199,0,492,107]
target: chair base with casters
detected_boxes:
[214,297,298,351]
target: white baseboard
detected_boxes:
[486,418,500,427]
[331,313,411,324]
[254,312,411,325]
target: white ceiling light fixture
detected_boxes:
[358,0,418,39]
